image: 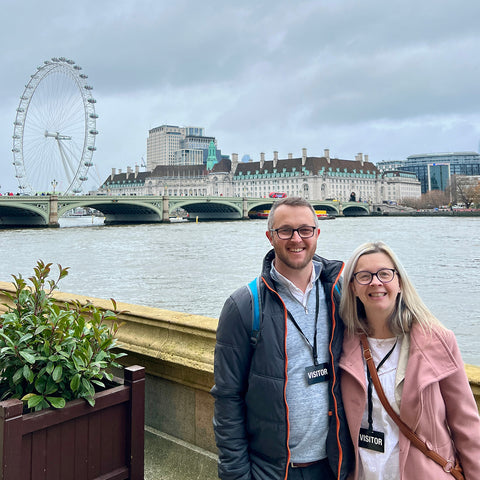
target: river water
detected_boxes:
[0,216,479,364]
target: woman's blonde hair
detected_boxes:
[339,241,442,336]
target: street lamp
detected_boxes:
[51,179,58,195]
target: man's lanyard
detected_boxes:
[286,281,320,365]
[366,340,398,431]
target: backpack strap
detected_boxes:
[247,276,262,347]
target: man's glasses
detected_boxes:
[270,226,316,240]
[353,268,397,285]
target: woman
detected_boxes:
[339,241,480,480]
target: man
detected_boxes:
[211,197,353,480]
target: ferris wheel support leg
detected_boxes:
[48,195,60,228]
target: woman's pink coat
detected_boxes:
[340,324,480,479]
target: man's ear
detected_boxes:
[266,230,273,245]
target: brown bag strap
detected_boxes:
[359,334,465,480]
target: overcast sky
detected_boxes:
[2,0,480,193]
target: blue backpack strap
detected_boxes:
[247,276,262,347]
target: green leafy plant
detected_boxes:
[0,260,126,411]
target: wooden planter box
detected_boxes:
[0,365,145,480]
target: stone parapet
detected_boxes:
[465,364,480,408]
[0,282,217,389]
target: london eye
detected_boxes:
[12,57,98,195]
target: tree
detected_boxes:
[472,184,480,208]
[400,190,449,210]
[451,176,480,208]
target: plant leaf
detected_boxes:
[13,368,23,384]
[19,351,36,364]
[44,377,58,395]
[26,394,44,408]
[47,396,66,409]
[70,373,81,392]
[46,362,54,374]
[23,365,34,383]
[52,365,63,383]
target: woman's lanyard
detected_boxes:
[286,282,330,385]
[358,338,398,453]
[366,340,398,432]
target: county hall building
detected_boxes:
[99,125,421,203]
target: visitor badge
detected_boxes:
[359,427,385,453]
[305,362,329,385]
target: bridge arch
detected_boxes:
[57,197,165,224]
[342,202,370,216]
[170,198,244,221]
[0,200,49,227]
[311,202,340,215]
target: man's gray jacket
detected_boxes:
[211,249,354,479]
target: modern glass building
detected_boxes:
[383,152,480,193]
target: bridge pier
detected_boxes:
[48,195,60,228]
[242,197,250,219]
[163,197,170,222]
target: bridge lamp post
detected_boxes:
[51,179,58,195]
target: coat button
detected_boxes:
[425,441,433,451]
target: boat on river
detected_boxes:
[316,210,335,220]
[249,209,270,219]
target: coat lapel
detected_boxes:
[400,324,459,429]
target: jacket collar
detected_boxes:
[404,323,459,387]
[339,333,365,381]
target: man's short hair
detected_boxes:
[267,197,319,230]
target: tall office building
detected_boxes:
[146,124,219,169]
[146,125,185,169]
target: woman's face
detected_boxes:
[352,252,401,320]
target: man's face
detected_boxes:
[266,205,319,276]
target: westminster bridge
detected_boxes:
[0,195,371,227]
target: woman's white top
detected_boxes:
[359,336,402,480]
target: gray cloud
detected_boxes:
[1,0,480,193]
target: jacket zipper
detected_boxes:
[329,264,345,480]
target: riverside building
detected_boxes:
[99,148,421,204]
[377,152,480,194]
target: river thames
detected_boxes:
[0,215,479,364]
